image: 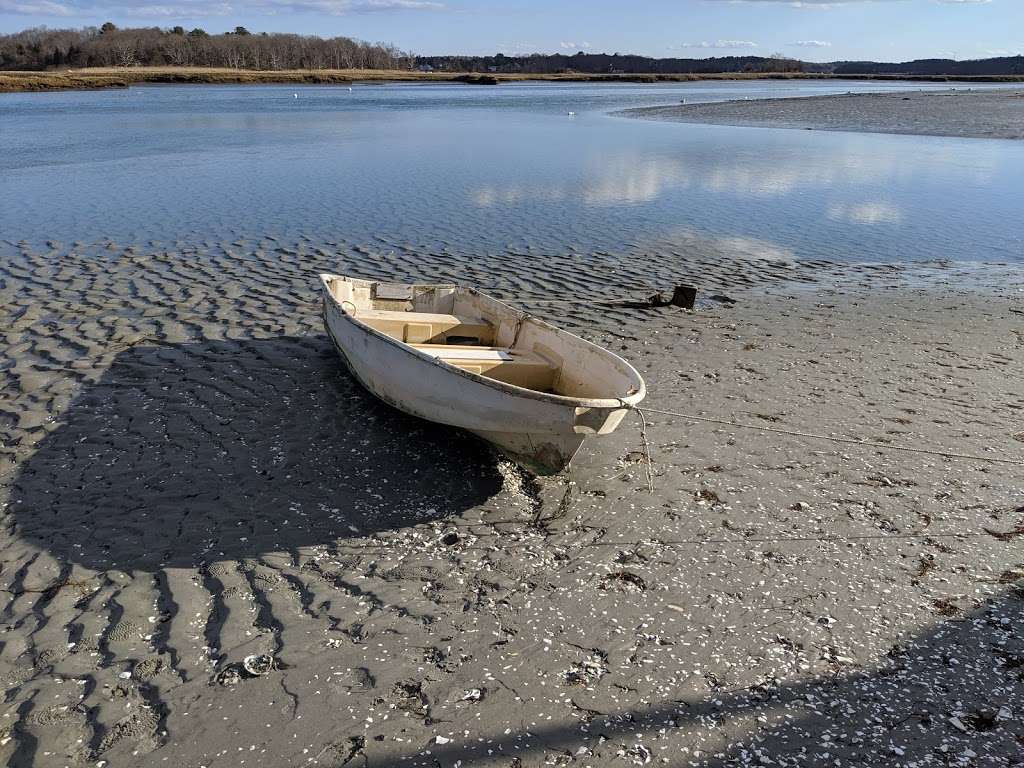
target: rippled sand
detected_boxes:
[0,239,1022,766]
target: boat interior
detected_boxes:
[324,275,641,400]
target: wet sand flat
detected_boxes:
[624,89,1024,139]
[0,240,1022,766]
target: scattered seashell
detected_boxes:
[440,530,460,546]
[242,654,274,677]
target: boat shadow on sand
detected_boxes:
[6,335,504,573]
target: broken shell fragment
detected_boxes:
[216,667,241,686]
[242,653,274,677]
[440,530,460,546]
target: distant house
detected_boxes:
[417,64,434,72]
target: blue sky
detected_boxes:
[1,0,1020,61]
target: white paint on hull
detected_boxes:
[321,274,645,474]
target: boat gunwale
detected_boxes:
[320,273,646,410]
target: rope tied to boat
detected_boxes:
[621,402,1023,494]
[635,407,655,494]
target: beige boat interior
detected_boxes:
[324,275,642,399]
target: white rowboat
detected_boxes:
[321,274,646,474]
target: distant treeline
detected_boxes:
[832,57,1024,77]
[2,25,1022,77]
[416,52,805,75]
[0,24,414,71]
[419,51,1024,77]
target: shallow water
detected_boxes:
[2,80,1022,266]
[2,80,1023,768]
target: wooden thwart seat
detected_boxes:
[412,344,559,391]
[359,309,493,345]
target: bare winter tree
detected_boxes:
[4,24,1024,76]
[0,25,410,71]
[112,40,137,67]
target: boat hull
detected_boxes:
[321,277,643,474]
[466,428,585,474]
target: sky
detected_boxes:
[1,0,1021,62]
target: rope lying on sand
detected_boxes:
[626,405,1024,492]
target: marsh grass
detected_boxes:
[5,66,1022,93]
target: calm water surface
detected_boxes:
[2,80,1022,265]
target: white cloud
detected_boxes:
[125,3,231,17]
[699,0,870,5]
[496,41,539,54]
[277,0,445,12]
[559,41,592,50]
[0,0,73,14]
[681,40,759,49]
[703,0,990,5]
[348,0,444,9]
[0,0,445,17]
[790,40,832,47]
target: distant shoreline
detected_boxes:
[621,89,1024,140]
[3,66,1024,93]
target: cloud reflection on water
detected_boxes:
[473,155,688,207]
[581,155,689,204]
[632,225,798,264]
[5,83,1016,266]
[827,201,904,225]
[470,135,998,217]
